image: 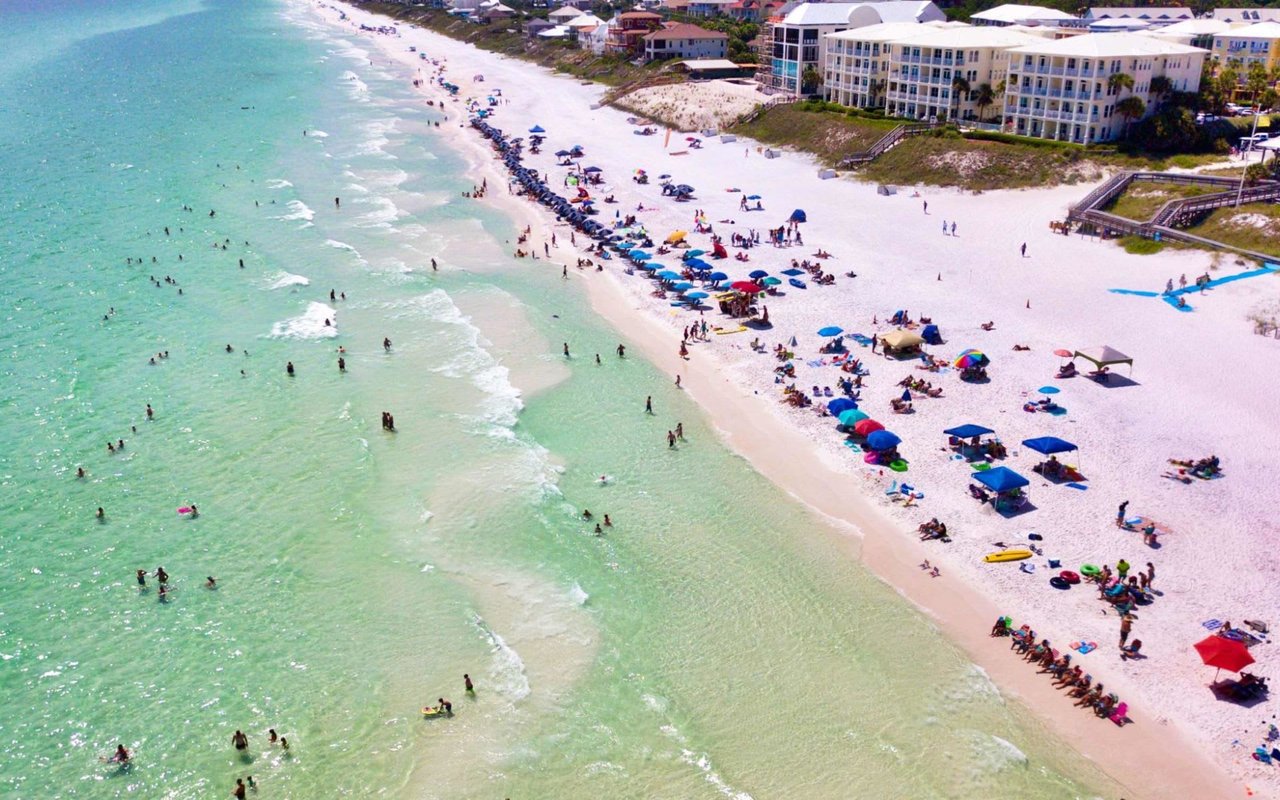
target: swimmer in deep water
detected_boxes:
[96,507,105,520]
[205,576,217,589]
[77,467,86,478]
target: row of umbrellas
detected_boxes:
[823,397,900,451]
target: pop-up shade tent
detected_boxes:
[880,330,924,350]
[1074,346,1133,373]
[921,324,942,345]
[945,424,994,439]
[1022,436,1078,455]
[972,466,1029,492]
[789,209,807,223]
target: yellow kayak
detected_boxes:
[984,548,1032,563]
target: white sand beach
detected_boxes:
[308,3,1280,797]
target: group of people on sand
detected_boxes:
[992,619,1132,724]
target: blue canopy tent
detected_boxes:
[789,209,807,223]
[1022,436,1078,455]
[944,424,994,439]
[684,249,706,258]
[921,324,942,345]
[972,466,1029,492]
[529,125,545,133]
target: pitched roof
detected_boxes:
[645,22,729,40]
[1084,7,1192,21]
[1008,31,1206,57]
[779,2,864,25]
[1213,8,1280,23]
[971,4,1077,23]
[872,0,944,24]
[893,25,1048,48]
[1217,21,1280,39]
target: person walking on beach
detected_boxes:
[870,334,878,353]
[645,396,653,414]
[675,374,681,388]
[1020,242,1027,257]
[922,200,928,214]
[1115,500,1128,527]
[1119,613,1135,648]
[942,220,948,235]
[950,222,956,236]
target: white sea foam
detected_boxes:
[340,70,370,99]
[309,130,329,138]
[355,195,402,228]
[266,271,311,290]
[355,118,397,158]
[680,749,755,799]
[568,582,589,607]
[265,178,293,189]
[276,199,315,227]
[269,302,337,340]
[324,239,367,265]
[474,616,531,702]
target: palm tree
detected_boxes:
[1149,75,1171,100]
[974,82,996,122]
[1107,71,1134,96]
[1246,61,1270,106]
[800,64,823,96]
[950,75,971,119]
[1116,95,1146,138]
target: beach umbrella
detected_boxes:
[817,326,843,337]
[866,430,902,451]
[1038,385,1060,395]
[630,251,652,261]
[665,230,687,244]
[584,166,602,173]
[748,269,769,280]
[838,408,868,427]
[1053,348,1074,358]
[634,261,656,270]
[731,281,762,294]
[616,242,635,250]
[746,194,762,200]
[529,125,545,133]
[881,330,924,350]
[954,350,990,369]
[656,270,682,280]
[1193,635,1254,679]
[762,276,782,286]
[555,149,570,157]
[827,398,857,415]
[687,259,712,270]
[1022,436,1078,455]
[685,291,708,300]
[708,271,729,281]
[781,268,804,276]
[788,336,798,347]
[853,419,884,437]
[673,282,694,291]
[685,249,706,257]
[659,174,671,179]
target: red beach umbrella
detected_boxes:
[730,281,763,294]
[853,419,884,437]
[1193,635,1254,679]
[1053,349,1073,358]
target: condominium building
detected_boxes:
[1003,33,1205,144]
[823,22,943,108]
[1210,21,1280,74]
[883,26,1049,121]
[757,1,944,95]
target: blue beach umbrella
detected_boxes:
[817,326,843,337]
[1038,385,1061,395]
[630,251,652,261]
[749,269,769,279]
[708,271,729,281]
[827,397,857,415]
[685,291,708,300]
[656,270,682,280]
[672,282,694,291]
[635,262,656,271]
[616,241,635,250]
[866,430,902,451]
[900,389,912,402]
[746,194,762,200]
[685,249,706,257]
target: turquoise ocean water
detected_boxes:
[0,1,1117,797]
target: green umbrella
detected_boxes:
[762,276,782,286]
[838,408,869,426]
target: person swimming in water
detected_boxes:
[268,729,278,745]
[603,514,612,527]
[97,507,105,520]
[109,744,130,763]
[205,576,217,589]
[77,467,85,479]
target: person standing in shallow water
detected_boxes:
[286,361,295,376]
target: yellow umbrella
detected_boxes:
[881,330,924,349]
[665,230,687,244]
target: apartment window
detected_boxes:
[1067,58,1077,69]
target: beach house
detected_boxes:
[1003,33,1205,143]
[642,22,730,62]
[884,26,1050,122]
[605,11,664,56]
[757,1,944,95]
